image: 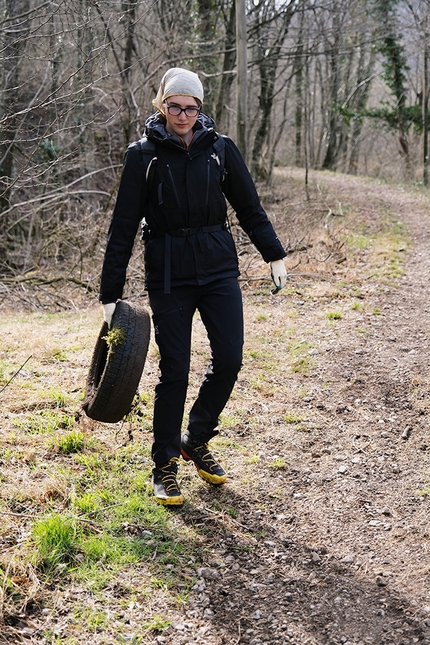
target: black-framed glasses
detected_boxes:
[165,104,200,117]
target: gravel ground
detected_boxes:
[157,171,430,645]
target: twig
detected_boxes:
[203,506,250,531]
[0,356,32,395]
[83,503,123,517]
[0,511,37,519]
[401,426,411,440]
[235,618,242,645]
[0,509,100,528]
[2,275,94,291]
[238,271,331,285]
[0,502,126,529]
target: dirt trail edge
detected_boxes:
[168,174,430,645]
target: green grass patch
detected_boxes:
[56,430,86,453]
[344,210,409,286]
[346,232,374,249]
[227,506,238,518]
[269,456,288,470]
[32,513,81,571]
[73,606,109,633]
[51,348,68,362]
[417,487,430,497]
[284,412,306,424]
[12,410,75,434]
[27,476,196,591]
[48,388,69,407]
[0,359,12,385]
[248,371,281,393]
[20,448,194,591]
[366,214,409,283]
[293,424,311,432]
[219,411,241,428]
[142,614,171,634]
[244,346,279,371]
[287,340,315,376]
[79,533,151,568]
[290,356,311,375]
[73,491,99,514]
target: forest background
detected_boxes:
[3,3,430,643]
[1,0,430,299]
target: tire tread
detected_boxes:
[83,301,151,423]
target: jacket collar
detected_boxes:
[144,112,217,150]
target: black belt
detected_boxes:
[149,222,227,238]
[158,223,227,293]
[166,223,226,237]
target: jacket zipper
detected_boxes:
[166,164,181,207]
[205,158,210,206]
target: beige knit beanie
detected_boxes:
[152,67,204,116]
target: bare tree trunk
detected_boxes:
[122,0,137,82]
[294,34,304,167]
[346,45,376,175]
[250,1,297,179]
[121,0,139,141]
[423,30,429,187]
[321,11,340,170]
[236,0,247,160]
[196,0,219,117]
[0,0,30,263]
[77,0,96,181]
[215,2,236,132]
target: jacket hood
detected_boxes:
[144,112,217,147]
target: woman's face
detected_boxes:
[163,95,200,141]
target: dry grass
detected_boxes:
[1,168,430,644]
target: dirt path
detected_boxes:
[163,173,430,645]
[2,172,430,645]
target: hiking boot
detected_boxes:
[152,458,184,506]
[181,437,227,485]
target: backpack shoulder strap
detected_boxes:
[136,135,157,155]
[213,133,226,179]
[213,133,225,165]
[135,136,158,184]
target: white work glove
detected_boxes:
[102,302,116,328]
[270,259,287,293]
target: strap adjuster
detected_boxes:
[176,228,191,237]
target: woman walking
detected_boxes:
[99,68,287,506]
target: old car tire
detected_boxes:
[82,301,151,423]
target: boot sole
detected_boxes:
[197,468,227,485]
[152,475,184,506]
[154,494,184,506]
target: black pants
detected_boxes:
[149,278,244,466]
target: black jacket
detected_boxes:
[99,113,286,302]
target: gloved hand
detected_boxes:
[270,259,287,293]
[102,302,116,328]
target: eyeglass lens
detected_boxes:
[166,105,200,117]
